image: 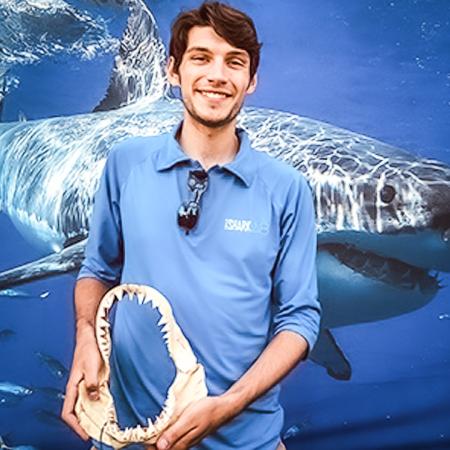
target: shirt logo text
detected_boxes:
[224,218,269,234]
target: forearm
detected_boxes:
[220,330,308,416]
[74,277,111,336]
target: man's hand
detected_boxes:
[61,325,104,440]
[152,396,236,450]
[149,331,308,450]
[62,277,110,441]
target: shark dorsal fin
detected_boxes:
[94,0,169,111]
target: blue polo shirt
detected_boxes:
[78,124,321,450]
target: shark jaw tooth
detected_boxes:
[103,293,115,309]
[115,288,124,301]
[161,326,172,347]
[142,294,152,305]
[143,287,159,308]
[157,315,169,327]
[137,291,145,305]
[98,317,110,330]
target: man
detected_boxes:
[62,2,321,449]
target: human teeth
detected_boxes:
[200,91,227,98]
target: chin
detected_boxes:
[197,116,235,129]
[189,110,235,128]
[184,98,241,129]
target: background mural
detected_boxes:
[0,0,449,449]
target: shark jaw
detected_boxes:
[75,284,208,449]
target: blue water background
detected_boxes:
[0,0,449,449]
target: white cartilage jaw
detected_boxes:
[75,284,208,449]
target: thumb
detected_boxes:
[84,364,100,400]
[157,436,170,450]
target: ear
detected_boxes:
[246,73,258,95]
[166,56,181,87]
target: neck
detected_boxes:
[177,114,239,170]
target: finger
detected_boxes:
[61,380,89,440]
[170,427,205,450]
[84,362,101,401]
[157,420,197,450]
[61,379,77,422]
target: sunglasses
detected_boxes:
[177,169,209,234]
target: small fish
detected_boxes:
[0,382,33,397]
[2,446,40,450]
[283,420,312,440]
[0,329,15,341]
[0,289,49,300]
[0,435,40,449]
[283,425,302,440]
[35,352,68,379]
[0,395,22,407]
[34,409,65,428]
[34,386,65,401]
[0,381,34,408]
[0,289,32,298]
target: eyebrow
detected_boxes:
[186,47,249,59]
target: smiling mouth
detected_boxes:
[197,89,231,99]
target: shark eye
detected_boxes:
[380,184,396,203]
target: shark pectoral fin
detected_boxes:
[0,240,86,290]
[309,329,352,381]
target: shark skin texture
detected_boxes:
[0,0,449,381]
[75,284,208,449]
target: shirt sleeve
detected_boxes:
[77,150,123,286]
[271,174,321,359]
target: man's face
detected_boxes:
[167,26,257,129]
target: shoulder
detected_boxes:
[108,133,167,166]
[249,143,311,203]
[104,133,168,185]
[249,148,315,228]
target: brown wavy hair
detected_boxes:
[169,1,262,80]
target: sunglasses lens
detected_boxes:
[177,170,208,233]
[178,202,199,231]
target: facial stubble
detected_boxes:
[181,91,244,129]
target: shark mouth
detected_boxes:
[321,243,440,294]
[75,284,208,449]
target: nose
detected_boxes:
[206,58,227,83]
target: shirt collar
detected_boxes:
[155,122,254,188]
[155,123,191,171]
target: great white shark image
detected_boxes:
[0,0,449,381]
[0,0,121,120]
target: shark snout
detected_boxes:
[432,213,450,244]
[429,184,450,243]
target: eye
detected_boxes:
[191,55,207,62]
[229,59,245,67]
[380,184,396,203]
